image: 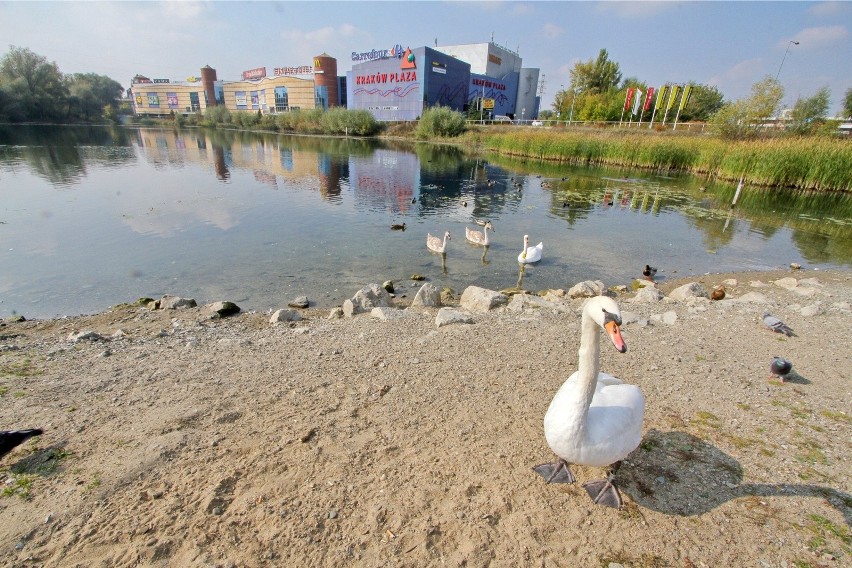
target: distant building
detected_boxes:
[129,55,340,117]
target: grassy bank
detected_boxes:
[458,128,852,192]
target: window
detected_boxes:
[275,86,288,112]
[314,86,328,110]
[190,92,200,112]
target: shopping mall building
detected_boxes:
[129,41,540,122]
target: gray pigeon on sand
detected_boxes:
[769,357,793,381]
[762,312,796,337]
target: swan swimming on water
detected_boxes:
[426,231,451,254]
[518,234,543,263]
[534,296,645,508]
[465,221,494,246]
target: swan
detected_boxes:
[518,234,543,263]
[0,428,43,460]
[533,296,645,508]
[426,231,451,254]
[465,221,493,246]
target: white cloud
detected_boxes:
[789,25,849,48]
[160,1,207,20]
[595,0,675,19]
[808,1,851,17]
[543,23,563,39]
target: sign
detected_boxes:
[352,43,405,62]
[472,78,506,91]
[488,54,502,65]
[186,76,199,83]
[273,65,313,76]
[354,71,417,85]
[483,98,494,110]
[241,67,267,81]
[153,78,170,84]
[431,61,446,74]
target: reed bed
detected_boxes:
[465,129,852,192]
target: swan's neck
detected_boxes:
[573,309,602,425]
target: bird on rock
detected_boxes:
[0,429,43,460]
[762,312,796,337]
[769,357,793,382]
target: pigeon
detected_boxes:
[0,429,43,459]
[770,357,793,381]
[762,312,796,337]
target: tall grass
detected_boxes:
[463,129,852,192]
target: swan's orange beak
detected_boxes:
[604,321,627,353]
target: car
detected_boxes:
[531,120,544,126]
[493,115,513,124]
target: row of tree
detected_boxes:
[548,49,852,137]
[0,46,124,123]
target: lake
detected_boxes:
[1,124,849,319]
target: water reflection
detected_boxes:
[0,125,850,319]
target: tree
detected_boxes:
[788,86,830,134]
[843,87,852,119]
[0,46,68,121]
[709,75,784,138]
[569,49,622,95]
[66,73,123,121]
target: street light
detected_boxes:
[775,40,799,81]
[569,88,577,126]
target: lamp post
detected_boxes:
[775,40,799,81]
[569,88,576,126]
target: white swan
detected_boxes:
[465,221,493,246]
[533,296,645,508]
[426,231,451,254]
[518,234,543,263]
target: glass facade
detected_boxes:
[275,87,289,112]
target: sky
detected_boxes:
[1,0,850,116]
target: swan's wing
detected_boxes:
[583,384,645,465]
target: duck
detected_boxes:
[518,234,543,263]
[642,265,657,281]
[465,221,494,246]
[390,223,406,231]
[533,296,644,509]
[711,285,725,300]
[426,231,451,254]
[0,428,44,460]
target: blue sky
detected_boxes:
[2,1,850,116]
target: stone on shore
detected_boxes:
[207,301,241,318]
[270,309,302,324]
[460,286,507,313]
[288,296,309,309]
[668,282,708,300]
[631,285,664,303]
[370,307,413,321]
[411,283,441,308]
[343,284,392,317]
[568,280,606,299]
[160,295,197,310]
[435,307,474,328]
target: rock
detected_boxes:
[722,278,738,287]
[288,296,309,309]
[773,277,799,291]
[459,286,508,312]
[269,309,302,324]
[3,315,25,323]
[798,277,823,288]
[67,330,105,343]
[792,287,817,298]
[440,287,456,305]
[632,285,664,303]
[382,281,394,294]
[160,295,197,310]
[735,292,771,304]
[568,280,606,298]
[790,262,802,270]
[411,283,441,307]
[207,301,240,317]
[507,293,570,313]
[345,284,392,317]
[749,280,768,288]
[619,311,642,325]
[669,282,708,300]
[409,274,426,281]
[435,307,474,327]
[327,307,344,319]
[800,304,821,317]
[662,311,678,325]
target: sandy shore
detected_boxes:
[1,269,850,567]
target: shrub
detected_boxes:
[416,106,467,138]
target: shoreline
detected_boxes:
[1,267,850,567]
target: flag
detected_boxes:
[678,84,692,111]
[632,89,643,115]
[667,85,680,111]
[643,87,655,112]
[655,85,668,110]
[624,88,636,112]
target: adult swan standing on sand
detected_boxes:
[533,296,645,509]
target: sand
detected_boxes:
[0,269,850,568]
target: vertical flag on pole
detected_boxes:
[655,85,668,110]
[624,88,636,112]
[667,85,680,110]
[632,89,643,115]
[678,84,692,111]
[643,87,655,112]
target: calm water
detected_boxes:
[1,124,850,319]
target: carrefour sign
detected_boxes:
[352,44,405,62]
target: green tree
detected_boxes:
[0,45,68,121]
[66,73,123,121]
[843,87,852,119]
[788,86,830,134]
[747,75,784,121]
[709,76,784,138]
[569,49,622,95]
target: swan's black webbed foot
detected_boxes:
[582,478,623,508]
[533,459,576,484]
